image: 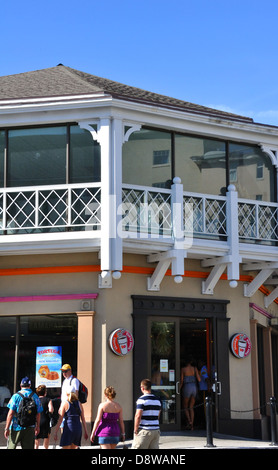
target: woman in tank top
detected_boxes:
[180,356,201,430]
[90,386,125,449]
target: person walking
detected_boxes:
[90,386,125,449]
[180,356,201,430]
[34,384,54,449]
[54,391,88,449]
[60,364,80,402]
[4,376,43,449]
[132,378,161,449]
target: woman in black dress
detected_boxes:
[35,385,54,449]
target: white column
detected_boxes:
[226,184,241,285]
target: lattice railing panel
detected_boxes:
[0,184,101,234]
[238,200,278,242]
[122,186,172,236]
[183,193,227,238]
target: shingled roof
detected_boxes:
[0,64,253,123]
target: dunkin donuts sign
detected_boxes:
[230,333,252,358]
[109,328,134,356]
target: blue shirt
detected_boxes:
[7,388,43,431]
[199,365,209,391]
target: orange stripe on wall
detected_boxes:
[0,264,275,302]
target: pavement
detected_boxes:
[104,430,277,450]
[0,426,276,450]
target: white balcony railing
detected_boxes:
[122,184,278,245]
[0,183,101,234]
[0,182,277,246]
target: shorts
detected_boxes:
[182,383,197,398]
[98,436,120,444]
[8,427,35,449]
[132,429,160,449]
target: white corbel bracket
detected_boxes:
[243,262,278,305]
[98,270,122,288]
[201,254,242,295]
[264,287,278,308]
[147,249,186,291]
[243,262,278,298]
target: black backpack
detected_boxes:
[17,391,37,427]
[70,377,88,404]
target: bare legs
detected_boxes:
[100,443,117,449]
[183,396,195,430]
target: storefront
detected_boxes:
[0,314,77,396]
[132,295,231,434]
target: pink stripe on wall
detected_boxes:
[0,293,98,303]
[249,302,272,319]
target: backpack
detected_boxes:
[70,377,88,404]
[17,391,37,427]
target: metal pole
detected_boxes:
[270,397,278,446]
[205,396,215,447]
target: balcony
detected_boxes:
[0,180,277,301]
[0,181,277,247]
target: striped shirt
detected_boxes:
[136,393,161,430]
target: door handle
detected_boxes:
[212,381,221,395]
[176,381,180,394]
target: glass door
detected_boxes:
[150,319,180,430]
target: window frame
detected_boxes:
[0,123,100,188]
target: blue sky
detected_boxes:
[2,0,278,126]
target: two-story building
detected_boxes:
[0,64,278,441]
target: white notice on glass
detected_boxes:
[160,359,168,372]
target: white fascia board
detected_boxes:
[1,93,278,148]
[0,231,101,256]
[109,99,278,147]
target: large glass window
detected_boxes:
[0,131,4,187]
[0,314,77,397]
[123,128,172,188]
[70,126,100,183]
[175,134,227,195]
[0,125,100,188]
[8,127,67,187]
[228,143,274,201]
[0,316,16,397]
[123,127,275,202]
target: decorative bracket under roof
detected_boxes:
[260,145,278,168]
[146,249,187,291]
[243,261,278,306]
[201,255,241,295]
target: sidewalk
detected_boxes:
[0,428,276,449]
[92,430,276,449]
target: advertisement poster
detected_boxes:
[36,346,62,387]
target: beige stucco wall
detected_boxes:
[0,251,277,425]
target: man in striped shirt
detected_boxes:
[132,378,161,449]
